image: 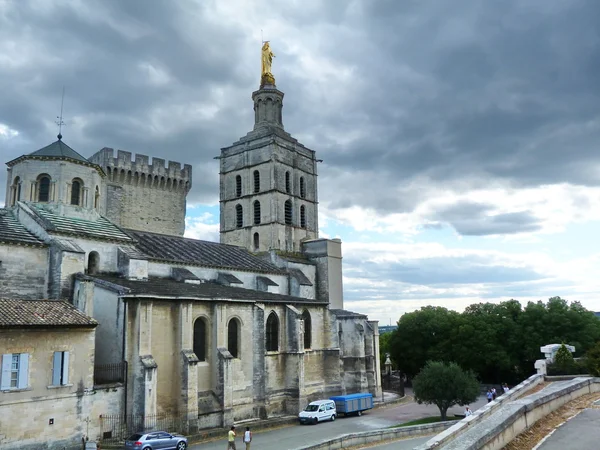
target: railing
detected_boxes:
[100,410,199,443]
[94,361,127,385]
[382,370,405,396]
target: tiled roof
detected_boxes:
[289,269,313,286]
[6,138,98,168]
[257,276,278,286]
[330,309,368,319]
[29,204,132,242]
[126,229,285,274]
[218,272,243,284]
[84,274,327,305]
[0,299,97,328]
[0,209,46,246]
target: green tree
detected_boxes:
[379,331,393,367]
[412,361,480,420]
[554,343,575,371]
[585,342,600,377]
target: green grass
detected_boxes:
[391,415,463,428]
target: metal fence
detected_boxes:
[100,410,199,444]
[382,370,405,397]
[94,361,127,385]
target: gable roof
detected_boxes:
[83,274,327,305]
[28,139,89,162]
[0,209,46,247]
[0,299,97,328]
[126,229,285,274]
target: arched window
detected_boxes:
[11,176,21,206]
[88,251,100,275]
[253,232,259,250]
[228,318,239,358]
[193,318,207,362]
[285,171,291,193]
[37,175,51,202]
[236,204,243,228]
[236,175,242,197]
[94,186,100,209]
[253,200,261,225]
[253,170,260,193]
[300,205,306,228]
[71,179,82,205]
[266,312,279,351]
[284,200,292,225]
[302,310,312,349]
[300,177,306,198]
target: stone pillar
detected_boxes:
[370,320,383,398]
[178,302,199,427]
[252,304,267,418]
[217,347,234,427]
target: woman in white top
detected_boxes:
[243,426,252,450]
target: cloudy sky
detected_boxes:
[2,0,600,324]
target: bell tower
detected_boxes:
[219,43,319,252]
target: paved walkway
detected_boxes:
[537,408,600,450]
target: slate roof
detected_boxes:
[257,276,278,286]
[0,209,46,246]
[6,138,100,170]
[29,204,132,242]
[126,229,285,274]
[289,268,313,286]
[84,274,327,305]
[0,299,97,328]
[330,309,368,319]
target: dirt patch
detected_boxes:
[502,391,600,450]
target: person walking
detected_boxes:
[227,425,236,450]
[486,389,493,403]
[491,387,497,401]
[243,426,252,450]
[465,406,473,417]
[502,383,509,394]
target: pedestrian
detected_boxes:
[491,387,497,401]
[486,389,493,403]
[465,406,472,417]
[227,425,236,450]
[502,383,509,394]
[243,426,252,450]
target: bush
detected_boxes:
[546,359,587,376]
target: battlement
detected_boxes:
[89,147,192,192]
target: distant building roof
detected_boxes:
[0,209,46,247]
[126,229,286,274]
[330,309,368,319]
[82,274,327,305]
[0,299,97,328]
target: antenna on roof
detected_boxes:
[55,86,65,140]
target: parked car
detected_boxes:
[124,431,187,450]
[330,392,373,417]
[298,399,337,424]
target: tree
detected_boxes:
[412,361,480,420]
[554,343,575,371]
[585,342,600,377]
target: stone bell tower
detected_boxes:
[219,43,319,252]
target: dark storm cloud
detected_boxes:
[1,0,599,219]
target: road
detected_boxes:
[190,393,488,450]
[537,408,600,450]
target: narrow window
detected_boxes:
[300,177,306,198]
[52,351,70,386]
[38,175,50,202]
[94,186,100,209]
[253,232,259,250]
[254,170,260,193]
[1,353,29,390]
[302,310,312,349]
[88,251,100,275]
[71,179,82,205]
[285,171,291,193]
[300,205,306,228]
[284,200,292,225]
[228,319,239,358]
[11,176,21,206]
[193,318,207,362]
[236,175,242,197]
[266,312,279,351]
[254,200,261,225]
[236,204,243,228]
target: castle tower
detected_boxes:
[219,43,319,252]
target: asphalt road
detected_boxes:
[190,394,488,450]
[537,408,600,450]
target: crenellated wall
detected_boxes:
[89,148,192,236]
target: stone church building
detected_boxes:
[0,74,381,447]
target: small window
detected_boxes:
[300,205,306,228]
[193,318,207,362]
[302,310,312,349]
[52,351,70,386]
[71,179,82,205]
[94,186,100,209]
[254,200,261,225]
[236,204,243,228]
[266,312,279,351]
[300,177,306,198]
[88,251,100,275]
[285,171,291,193]
[284,200,292,225]
[253,232,259,250]
[228,319,239,358]
[1,353,29,390]
[236,175,242,197]
[38,175,51,202]
[254,170,260,193]
[11,176,21,206]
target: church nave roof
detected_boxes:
[0,208,46,246]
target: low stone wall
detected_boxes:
[414,373,544,450]
[437,377,600,450]
[290,422,454,450]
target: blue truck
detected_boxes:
[329,393,374,417]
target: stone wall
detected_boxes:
[0,244,48,299]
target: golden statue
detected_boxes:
[261,41,276,86]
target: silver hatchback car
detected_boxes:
[124,431,187,450]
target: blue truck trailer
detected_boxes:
[329,393,374,417]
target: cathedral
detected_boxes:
[0,47,382,449]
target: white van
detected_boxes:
[298,399,337,424]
